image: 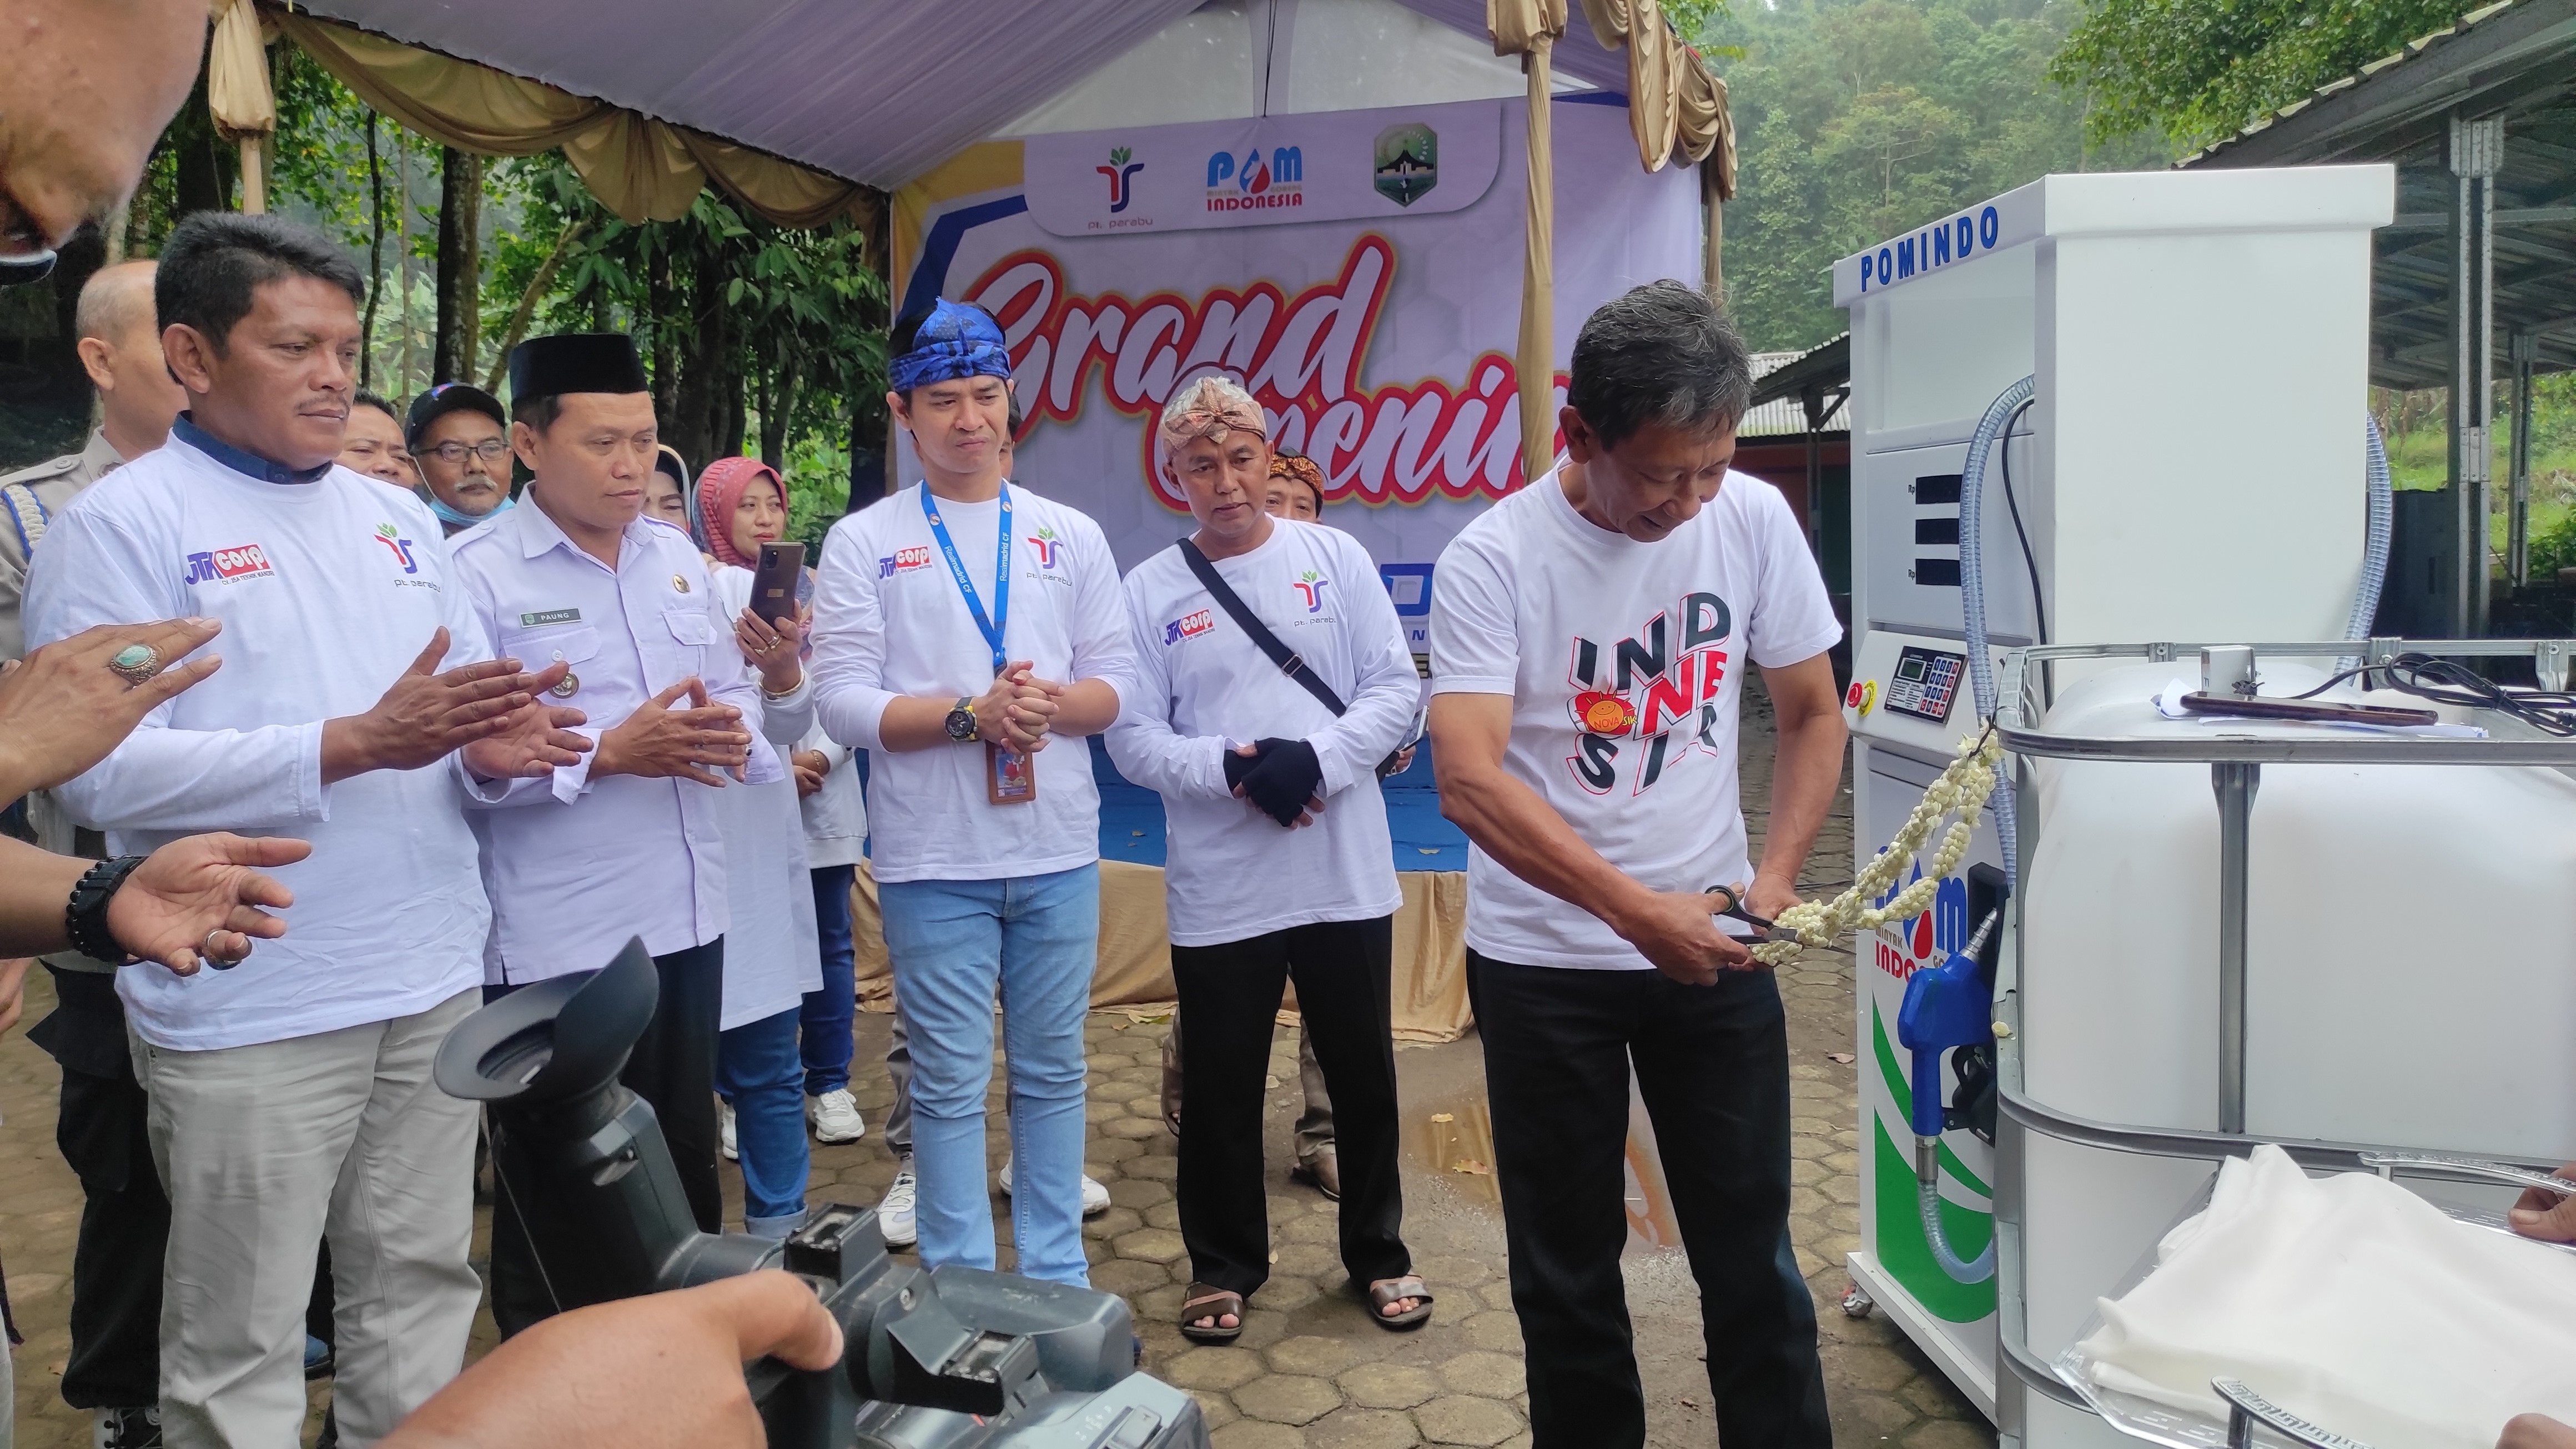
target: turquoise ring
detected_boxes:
[108,643,163,686]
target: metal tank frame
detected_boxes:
[1983,636,2576,1425]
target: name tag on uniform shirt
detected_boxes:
[520,607,581,627]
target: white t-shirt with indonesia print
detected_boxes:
[1428,465,1842,971]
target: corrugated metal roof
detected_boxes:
[1738,340,1849,438]
[2178,0,2576,386]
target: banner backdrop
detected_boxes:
[893,94,1703,630]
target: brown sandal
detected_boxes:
[1179,1284,1244,1344]
[1366,1276,1433,1330]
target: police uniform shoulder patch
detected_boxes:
[1,475,63,561]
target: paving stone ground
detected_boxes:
[0,680,1990,1446]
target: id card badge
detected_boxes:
[987,741,1037,804]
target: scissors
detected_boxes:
[1704,884,1798,944]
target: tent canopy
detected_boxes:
[291,0,1674,192]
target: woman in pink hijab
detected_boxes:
[690,456,828,1236]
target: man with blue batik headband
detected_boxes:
[886,297,1016,395]
[807,298,1137,1286]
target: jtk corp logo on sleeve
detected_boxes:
[183,543,274,585]
[1164,610,1216,646]
[878,546,934,579]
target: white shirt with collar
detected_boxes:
[449,499,804,985]
[809,481,1136,885]
[22,432,491,1050]
[1106,519,1416,945]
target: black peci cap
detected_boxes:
[405,381,508,446]
[508,333,649,405]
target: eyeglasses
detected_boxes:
[425,439,512,465]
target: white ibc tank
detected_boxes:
[2019,661,2576,1157]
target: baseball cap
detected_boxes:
[406,381,509,447]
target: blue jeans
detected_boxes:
[801,864,858,1095]
[876,864,1097,1285]
[716,1005,809,1236]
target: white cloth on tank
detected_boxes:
[2077,1144,2576,1447]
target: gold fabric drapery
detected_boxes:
[849,861,1476,1045]
[212,5,872,228]
[207,0,276,212]
[1577,0,1735,185]
[1486,0,1734,481]
[1491,0,1566,484]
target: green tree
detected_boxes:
[1699,0,2165,355]
[2048,0,2484,150]
[481,154,887,537]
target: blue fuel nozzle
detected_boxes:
[1896,908,2000,1141]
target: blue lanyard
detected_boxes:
[920,483,1012,676]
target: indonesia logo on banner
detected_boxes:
[964,235,1562,512]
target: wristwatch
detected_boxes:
[66,854,147,964]
[944,695,979,742]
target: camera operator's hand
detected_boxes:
[0,618,224,797]
[382,1272,843,1449]
[595,678,752,787]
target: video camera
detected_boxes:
[433,940,1208,1449]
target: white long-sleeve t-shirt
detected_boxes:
[808,482,1135,884]
[1105,520,1413,946]
[22,430,491,1049]
[448,502,800,984]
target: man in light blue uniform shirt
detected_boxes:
[449,333,803,1334]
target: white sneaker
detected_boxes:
[808,1088,866,1144]
[718,1098,738,1161]
[997,1155,1113,1217]
[878,1159,918,1247]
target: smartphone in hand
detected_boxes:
[749,542,806,627]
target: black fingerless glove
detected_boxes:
[1240,738,1322,827]
[1222,739,1270,793]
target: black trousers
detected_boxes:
[1467,952,1831,1449]
[486,938,725,1337]
[1171,915,1408,1297]
[32,968,166,1410]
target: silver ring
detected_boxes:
[109,643,164,686]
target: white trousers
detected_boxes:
[130,990,481,1449]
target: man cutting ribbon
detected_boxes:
[807,298,1135,1285]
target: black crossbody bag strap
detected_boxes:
[1178,537,1347,716]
